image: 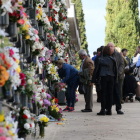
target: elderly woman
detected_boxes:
[56,59,79,112]
[92,46,117,115]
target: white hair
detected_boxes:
[78,49,87,56]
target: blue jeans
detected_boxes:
[67,78,79,108]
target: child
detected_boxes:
[123,69,138,102]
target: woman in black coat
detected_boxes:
[92,46,117,115]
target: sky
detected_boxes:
[82,0,140,57]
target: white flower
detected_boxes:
[48,71,51,74]
[39,100,43,106]
[27,79,32,85]
[24,123,30,130]
[42,92,47,98]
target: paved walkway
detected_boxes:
[44,94,140,140]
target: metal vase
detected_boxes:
[15,34,22,48]
[29,7,36,20]
[51,55,55,62]
[2,84,12,99]
[20,94,28,107]
[7,22,17,38]
[28,98,33,112]
[32,56,37,64]
[24,43,30,58]
[0,12,9,28]
[9,35,18,43]
[19,40,26,54]
[23,0,33,10]
[38,26,44,40]
[13,91,20,105]
[43,0,48,7]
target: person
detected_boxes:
[122,48,130,66]
[94,46,104,102]
[78,49,94,112]
[97,48,101,55]
[107,42,124,115]
[123,69,137,102]
[116,47,128,104]
[92,46,117,115]
[92,51,97,62]
[56,59,79,112]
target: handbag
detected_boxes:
[78,82,85,94]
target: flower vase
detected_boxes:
[23,0,33,10]
[29,7,36,20]
[43,0,48,7]
[26,55,32,63]
[28,98,33,112]
[0,12,9,28]
[39,124,44,138]
[38,26,44,41]
[21,94,28,107]
[51,55,55,62]
[2,84,12,99]
[13,91,20,105]
[32,56,37,64]
[19,40,26,54]
[6,22,17,38]
[24,43,30,58]
[15,34,22,48]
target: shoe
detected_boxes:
[105,111,112,115]
[63,106,69,111]
[68,107,75,112]
[81,109,92,112]
[97,111,105,116]
[117,110,124,115]
[135,96,140,102]
[121,99,124,104]
[130,98,134,102]
[125,96,129,102]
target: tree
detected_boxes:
[105,0,140,58]
[71,0,89,70]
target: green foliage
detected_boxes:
[105,0,140,58]
[71,0,88,70]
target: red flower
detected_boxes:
[55,98,58,103]
[18,19,25,25]
[42,89,44,92]
[30,124,32,127]
[53,18,55,21]
[19,73,25,79]
[61,41,64,46]
[22,114,28,119]
[35,82,37,85]
[9,49,14,57]
[63,17,66,20]
[21,79,26,86]
[50,5,53,9]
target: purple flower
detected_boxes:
[46,94,51,99]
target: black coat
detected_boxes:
[92,56,117,83]
[123,75,137,96]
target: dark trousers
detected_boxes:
[101,76,114,111]
[113,82,122,111]
[67,80,79,108]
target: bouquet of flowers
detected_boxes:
[18,107,35,137]
[0,111,24,140]
[23,66,38,98]
[54,82,67,92]
[48,97,63,121]
[33,84,51,111]
[75,94,78,103]
[43,62,60,83]
[37,114,49,138]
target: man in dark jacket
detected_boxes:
[122,48,130,66]
[107,42,124,114]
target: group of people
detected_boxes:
[55,42,140,115]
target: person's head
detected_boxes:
[124,69,130,75]
[55,58,63,69]
[107,42,115,55]
[134,46,140,57]
[97,48,101,54]
[102,46,111,56]
[100,46,104,53]
[122,48,128,57]
[93,51,97,56]
[78,49,87,60]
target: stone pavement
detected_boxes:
[44,94,140,140]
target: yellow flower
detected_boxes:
[56,107,59,112]
[62,118,66,121]
[17,66,21,73]
[39,10,42,16]
[8,123,13,129]
[18,1,22,5]
[25,24,29,28]
[9,130,15,136]
[0,114,4,122]
[16,59,19,64]
[52,99,55,104]
[25,35,30,40]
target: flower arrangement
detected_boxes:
[37,114,49,138]
[75,94,78,103]
[54,82,67,92]
[18,107,35,137]
[43,62,60,83]
[23,66,38,98]
[48,97,63,121]
[0,111,24,140]
[33,84,51,111]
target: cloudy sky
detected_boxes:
[82,0,140,57]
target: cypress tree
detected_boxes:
[105,0,140,58]
[71,0,88,70]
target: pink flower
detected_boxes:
[0,136,6,140]
[34,30,38,34]
[0,127,3,135]
[21,79,26,86]
[35,38,39,42]
[9,49,14,57]
[6,138,12,140]
[19,73,25,79]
